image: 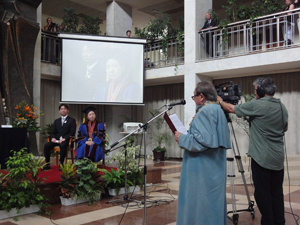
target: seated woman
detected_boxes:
[76,106,105,162]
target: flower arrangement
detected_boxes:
[12,101,43,132]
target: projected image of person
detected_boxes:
[93,56,141,102]
[73,43,105,100]
[76,106,105,162]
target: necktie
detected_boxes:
[61,117,65,126]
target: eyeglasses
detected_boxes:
[191,94,200,100]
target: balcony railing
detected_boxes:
[41,31,62,65]
[144,36,184,69]
[198,8,300,60]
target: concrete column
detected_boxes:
[34,3,42,153]
[106,1,132,37]
[184,0,212,127]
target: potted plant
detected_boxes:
[0,148,49,220]
[148,109,171,161]
[103,169,125,196]
[59,158,105,206]
[105,142,143,195]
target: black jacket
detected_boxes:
[50,116,76,140]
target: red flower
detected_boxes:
[17,113,21,117]
[15,106,19,110]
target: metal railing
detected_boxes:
[144,36,184,69]
[198,8,300,60]
[41,31,62,65]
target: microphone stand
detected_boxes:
[107,105,174,225]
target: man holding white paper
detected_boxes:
[174,81,231,225]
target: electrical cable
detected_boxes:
[118,131,144,224]
[284,136,299,225]
[279,101,299,225]
[49,212,59,225]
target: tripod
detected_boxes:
[226,114,255,225]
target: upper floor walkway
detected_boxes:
[41,8,300,83]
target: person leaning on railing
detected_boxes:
[283,0,295,46]
[294,0,300,35]
[44,17,57,32]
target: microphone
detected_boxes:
[167,100,186,107]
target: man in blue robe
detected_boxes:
[175,81,231,225]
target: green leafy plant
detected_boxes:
[106,142,143,193]
[73,158,105,204]
[41,123,53,139]
[62,7,79,33]
[59,160,78,199]
[0,148,49,220]
[103,169,125,195]
[62,7,103,35]
[135,13,184,65]
[78,14,103,35]
[148,109,171,152]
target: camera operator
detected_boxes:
[44,17,56,32]
[217,77,288,225]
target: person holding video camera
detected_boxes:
[44,17,56,32]
[217,77,288,225]
[175,81,231,225]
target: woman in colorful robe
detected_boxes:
[174,81,231,225]
[76,106,105,162]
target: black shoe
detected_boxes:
[59,164,63,171]
[42,164,51,171]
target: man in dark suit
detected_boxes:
[199,12,217,57]
[43,104,76,170]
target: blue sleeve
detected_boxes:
[93,123,105,145]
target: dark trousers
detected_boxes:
[251,158,285,225]
[44,140,69,165]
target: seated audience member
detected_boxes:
[126,30,131,37]
[283,0,295,46]
[76,106,105,163]
[199,12,217,57]
[43,104,76,171]
[44,17,57,32]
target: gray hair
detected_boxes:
[253,77,276,96]
[195,81,217,101]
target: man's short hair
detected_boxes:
[253,77,276,96]
[195,81,217,101]
[59,104,69,110]
[126,30,131,34]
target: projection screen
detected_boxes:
[59,34,146,105]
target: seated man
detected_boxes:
[199,12,217,57]
[43,104,76,170]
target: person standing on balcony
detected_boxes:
[218,77,288,225]
[126,30,131,37]
[283,0,295,46]
[198,12,217,57]
[174,81,231,225]
[44,17,57,32]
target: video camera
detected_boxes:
[215,81,241,105]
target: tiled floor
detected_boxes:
[0,158,299,225]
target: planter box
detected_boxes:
[60,193,101,206]
[108,186,141,196]
[0,205,39,220]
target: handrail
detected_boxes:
[199,8,300,33]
